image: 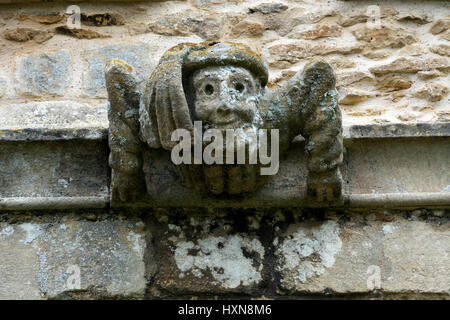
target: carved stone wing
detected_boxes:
[105,59,146,202]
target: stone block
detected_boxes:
[0,216,146,299]
[14,50,72,97]
[0,101,107,132]
[0,77,6,97]
[148,210,266,295]
[0,224,41,299]
[275,215,450,295]
[83,43,157,97]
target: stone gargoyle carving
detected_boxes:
[105,41,343,203]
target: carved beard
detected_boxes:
[176,122,269,195]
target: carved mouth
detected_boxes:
[213,114,241,126]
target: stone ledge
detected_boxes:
[0,196,108,211]
[0,0,164,3]
[1,118,448,141]
[343,122,450,140]
[0,128,107,141]
[0,101,107,141]
[0,123,448,210]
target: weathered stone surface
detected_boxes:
[251,7,336,36]
[18,11,63,24]
[83,43,156,97]
[81,13,125,26]
[275,215,450,295]
[0,224,41,299]
[346,107,385,118]
[390,91,406,103]
[397,12,432,25]
[248,3,288,15]
[439,30,450,41]
[326,57,356,69]
[0,101,107,131]
[338,87,373,105]
[430,17,450,35]
[148,10,222,40]
[0,216,146,299]
[229,19,264,37]
[148,10,201,36]
[14,50,72,97]
[0,140,109,198]
[55,26,110,39]
[192,0,229,8]
[292,8,337,25]
[147,211,266,295]
[3,28,53,43]
[267,70,293,89]
[126,23,150,36]
[369,57,450,75]
[417,69,444,80]
[396,106,436,123]
[352,24,417,49]
[381,218,449,294]
[336,70,374,87]
[376,75,412,92]
[362,49,391,60]
[0,77,6,97]
[399,44,429,57]
[414,82,448,102]
[431,44,450,57]
[338,7,398,27]
[269,41,362,64]
[288,24,342,40]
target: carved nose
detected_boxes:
[217,101,232,115]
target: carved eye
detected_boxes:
[235,82,245,93]
[204,84,214,95]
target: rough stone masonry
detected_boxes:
[0,0,449,299]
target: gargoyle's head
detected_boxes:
[185,65,263,130]
[140,42,272,194]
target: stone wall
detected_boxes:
[0,0,449,129]
[0,208,448,299]
[0,0,449,300]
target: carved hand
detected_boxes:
[263,59,344,202]
[105,59,146,202]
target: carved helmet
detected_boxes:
[139,41,269,150]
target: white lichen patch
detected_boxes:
[127,230,145,257]
[0,225,14,240]
[19,223,43,244]
[382,224,397,235]
[277,221,342,284]
[173,235,264,289]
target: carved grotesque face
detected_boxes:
[190,66,261,129]
[177,65,268,195]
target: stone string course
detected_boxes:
[0,0,448,127]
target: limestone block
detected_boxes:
[0,224,41,299]
[14,50,72,97]
[83,43,157,97]
[0,101,107,132]
[275,216,450,295]
[0,77,6,98]
[0,216,146,299]
[148,212,266,295]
